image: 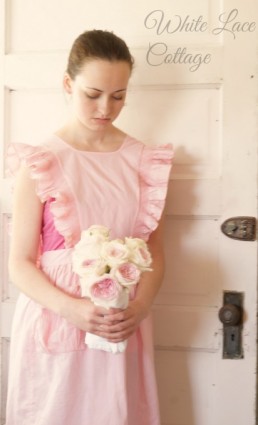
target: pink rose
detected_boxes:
[87,274,129,309]
[114,262,141,287]
[91,276,120,300]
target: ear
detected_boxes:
[63,72,73,94]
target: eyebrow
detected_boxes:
[85,87,127,93]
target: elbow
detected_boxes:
[8,256,22,287]
[8,255,37,289]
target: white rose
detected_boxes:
[79,276,94,297]
[81,225,110,243]
[73,255,106,277]
[125,237,152,271]
[101,239,130,267]
[72,239,106,277]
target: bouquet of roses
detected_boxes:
[72,225,152,354]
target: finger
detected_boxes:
[97,323,134,340]
[94,306,111,317]
[91,324,109,336]
[89,314,112,326]
[104,310,130,323]
[108,319,135,333]
[94,323,119,333]
[107,329,135,342]
[108,308,123,314]
[108,322,135,337]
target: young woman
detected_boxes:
[6,30,173,425]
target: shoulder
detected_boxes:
[123,134,145,149]
[122,134,148,156]
[123,135,174,162]
[6,136,69,202]
[124,134,173,151]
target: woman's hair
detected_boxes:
[66,29,134,79]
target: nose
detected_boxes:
[98,96,111,116]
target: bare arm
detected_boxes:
[133,215,165,311]
[8,166,110,332]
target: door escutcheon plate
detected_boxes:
[221,216,256,241]
[218,291,244,359]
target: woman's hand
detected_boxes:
[98,300,150,343]
[61,297,149,342]
[61,296,110,336]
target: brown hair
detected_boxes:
[66,30,134,79]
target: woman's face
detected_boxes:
[64,59,131,132]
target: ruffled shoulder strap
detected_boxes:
[133,143,174,241]
[6,143,80,248]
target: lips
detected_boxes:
[93,117,111,124]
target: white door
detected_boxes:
[0,1,257,424]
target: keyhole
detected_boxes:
[231,333,235,341]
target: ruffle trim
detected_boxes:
[6,143,80,248]
[135,144,174,241]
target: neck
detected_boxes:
[55,121,125,152]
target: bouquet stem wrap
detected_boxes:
[85,290,129,354]
[72,225,152,354]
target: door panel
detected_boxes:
[0,1,257,424]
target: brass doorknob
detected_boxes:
[218,304,242,326]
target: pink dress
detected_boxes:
[6,135,173,425]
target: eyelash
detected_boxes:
[86,94,124,101]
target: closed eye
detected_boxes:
[85,94,99,99]
[85,93,124,101]
[112,96,124,101]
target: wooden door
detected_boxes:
[0,1,258,424]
